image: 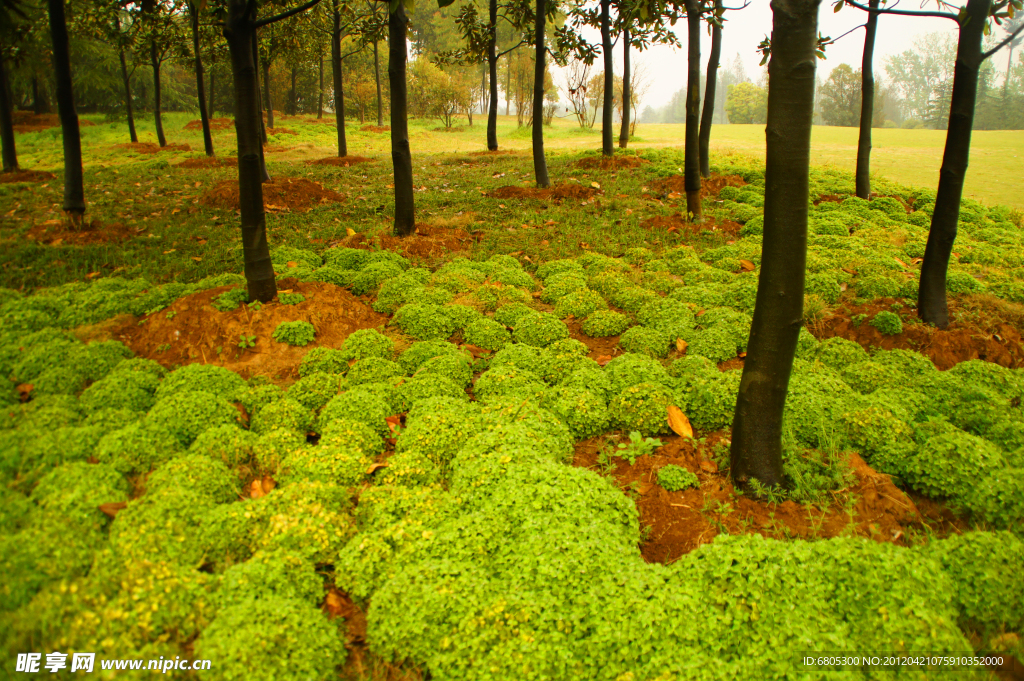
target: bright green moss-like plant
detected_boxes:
[553,288,607,319]
[513,313,569,348]
[580,310,630,338]
[250,397,313,436]
[544,385,609,440]
[95,421,184,475]
[156,363,247,402]
[346,357,403,386]
[463,317,511,351]
[31,462,129,527]
[339,328,394,362]
[658,464,700,492]
[619,326,671,359]
[288,372,344,411]
[147,454,239,503]
[397,340,461,374]
[146,390,239,447]
[392,303,457,341]
[319,389,390,437]
[415,353,473,388]
[609,382,674,437]
[272,320,317,347]
[212,287,249,312]
[870,310,903,335]
[216,550,323,609]
[493,302,538,328]
[278,442,370,488]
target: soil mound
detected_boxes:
[11,112,95,133]
[26,219,137,246]
[305,118,335,125]
[360,125,390,133]
[0,170,56,183]
[650,172,746,199]
[489,183,600,201]
[573,155,648,170]
[200,177,345,212]
[115,142,192,154]
[333,224,474,260]
[574,437,921,564]
[814,296,1024,370]
[306,156,375,167]
[175,156,237,169]
[112,279,387,380]
[184,118,233,131]
[266,127,298,136]
[641,212,742,238]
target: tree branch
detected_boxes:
[843,0,958,21]
[982,21,1024,60]
[496,39,527,58]
[821,22,865,48]
[255,0,322,28]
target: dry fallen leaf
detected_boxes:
[163,249,176,254]
[591,181,601,189]
[286,261,299,268]
[667,191,682,200]
[739,259,756,272]
[346,227,356,237]
[667,405,694,439]
[191,256,202,262]
[365,462,389,474]
[675,339,688,354]
[699,460,719,474]
[595,355,612,367]
[16,383,33,397]
[322,588,346,618]
[98,501,128,519]
[894,257,909,268]
[250,475,277,499]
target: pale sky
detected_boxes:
[574,1,975,110]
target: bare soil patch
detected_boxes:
[813,296,1024,370]
[305,118,335,125]
[11,112,95,133]
[266,127,298,136]
[572,155,649,170]
[111,279,387,380]
[360,125,391,133]
[200,177,345,212]
[184,118,233,131]
[175,156,237,169]
[115,142,192,154]
[468,149,517,156]
[574,436,923,564]
[26,219,137,246]
[332,224,474,260]
[489,183,600,202]
[641,212,743,239]
[0,170,56,183]
[306,156,375,167]
[649,172,747,199]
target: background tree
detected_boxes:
[855,0,878,198]
[186,0,215,155]
[819,62,861,125]
[724,80,766,122]
[698,0,723,176]
[0,0,26,173]
[884,32,956,124]
[47,0,85,223]
[731,0,823,490]
[390,0,415,235]
[683,0,703,220]
[140,0,180,148]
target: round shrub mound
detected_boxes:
[580,310,630,338]
[609,382,675,436]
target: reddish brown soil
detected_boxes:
[115,142,192,154]
[112,279,387,380]
[573,155,649,170]
[266,127,298,136]
[565,318,623,361]
[489,183,600,201]
[432,126,465,133]
[0,169,56,183]
[324,586,421,680]
[305,118,336,125]
[814,296,1024,370]
[200,177,345,212]
[641,212,743,238]
[468,149,517,156]
[360,125,391,133]
[649,172,747,199]
[175,156,237,169]
[574,437,923,564]
[26,219,138,246]
[306,156,375,167]
[264,146,293,154]
[332,224,474,260]
[11,112,95,133]
[184,118,233,131]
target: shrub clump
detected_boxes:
[145,390,239,447]
[513,313,570,348]
[346,357,403,386]
[870,310,903,335]
[287,372,345,411]
[609,383,674,436]
[339,329,394,362]
[618,326,671,359]
[580,310,630,338]
[392,303,457,341]
[658,464,700,492]
[463,317,511,351]
[156,363,247,402]
[298,347,348,377]
[272,321,317,347]
[553,288,608,319]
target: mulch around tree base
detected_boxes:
[306,156,375,167]
[0,170,56,183]
[200,177,345,212]
[26,219,138,246]
[332,224,475,259]
[175,156,237,169]
[489,183,601,201]
[115,142,192,154]
[573,155,649,170]
[184,118,233,131]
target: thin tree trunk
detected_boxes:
[487,0,499,150]
[223,0,277,303]
[683,0,702,219]
[619,25,631,148]
[115,15,138,143]
[289,66,297,115]
[263,60,274,128]
[698,0,722,177]
[532,0,550,187]
[252,31,267,145]
[151,41,166,147]
[32,76,42,115]
[0,50,20,173]
[318,53,324,118]
[918,0,990,328]
[191,1,215,156]
[331,2,347,156]
[506,56,511,115]
[209,50,216,117]
[730,0,822,490]
[389,3,415,236]
[855,0,879,198]
[47,0,85,222]
[600,0,613,156]
[374,39,383,127]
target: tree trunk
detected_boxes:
[532,0,550,187]
[487,0,499,150]
[115,15,139,143]
[223,0,277,303]
[289,65,297,115]
[47,0,85,222]
[191,2,215,156]
[389,3,415,236]
[151,41,166,147]
[855,0,878,198]
[252,31,268,145]
[730,0,821,490]
[374,40,383,127]
[209,49,216,117]
[506,56,511,115]
[331,3,347,157]
[683,0,702,219]
[619,25,631,149]
[0,51,19,173]
[698,0,722,177]
[600,0,613,156]
[263,60,274,129]
[32,77,42,115]
[318,53,324,118]
[918,0,990,329]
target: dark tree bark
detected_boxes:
[317,53,324,118]
[854,0,878,198]
[289,65,297,114]
[0,51,19,173]
[190,1,215,156]
[209,51,216,116]
[918,0,991,328]
[331,0,347,156]
[486,0,499,150]
[618,25,631,149]
[374,39,383,127]
[47,0,85,222]
[683,0,702,219]
[532,0,550,187]
[600,0,613,156]
[263,59,274,128]
[223,0,277,303]
[151,40,166,147]
[32,77,45,115]
[698,0,722,177]
[252,31,268,145]
[730,0,822,490]
[114,15,139,143]
[389,3,415,236]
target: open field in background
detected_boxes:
[8,112,1024,210]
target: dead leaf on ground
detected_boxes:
[675,339,688,354]
[346,227,356,236]
[739,259,756,272]
[595,355,612,367]
[98,501,128,518]
[323,588,346,618]
[667,405,694,439]
[250,475,276,499]
[366,462,389,474]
